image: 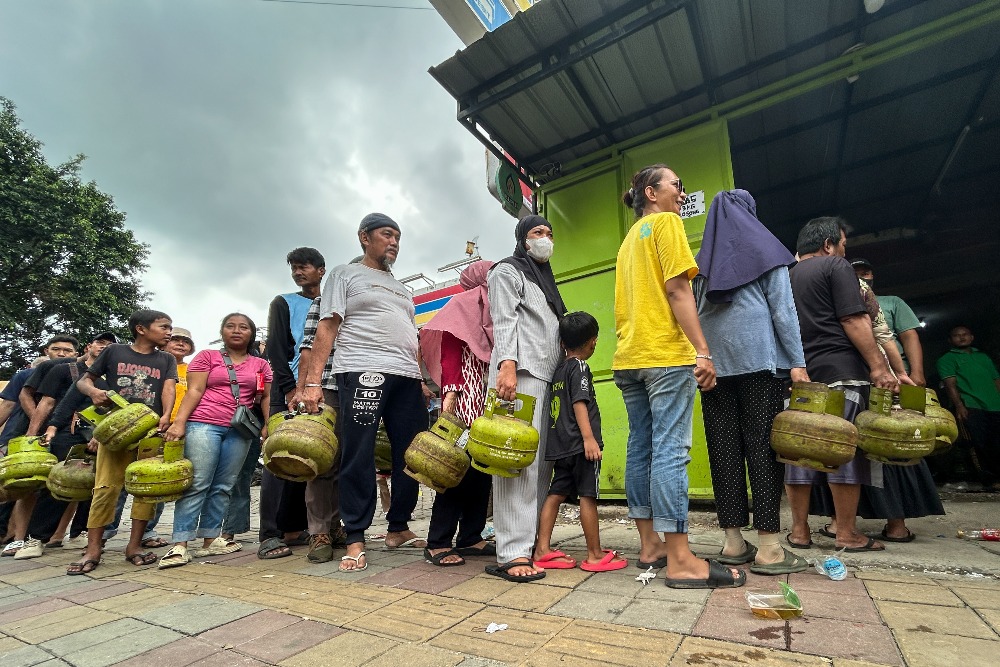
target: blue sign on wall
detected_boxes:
[466,0,513,32]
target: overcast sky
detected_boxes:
[1,0,517,349]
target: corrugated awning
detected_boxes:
[430,0,1000,309]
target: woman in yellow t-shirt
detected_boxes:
[612,163,744,590]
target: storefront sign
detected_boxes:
[680,190,706,219]
[466,0,513,32]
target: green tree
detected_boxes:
[0,97,149,379]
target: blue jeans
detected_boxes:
[222,436,260,536]
[614,366,696,533]
[171,422,253,543]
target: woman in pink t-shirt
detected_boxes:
[159,314,272,569]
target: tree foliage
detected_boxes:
[0,97,149,378]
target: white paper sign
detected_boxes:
[680,190,706,219]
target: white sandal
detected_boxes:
[158,544,191,569]
[1,540,24,556]
[192,537,243,557]
[339,551,367,572]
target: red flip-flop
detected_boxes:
[580,549,628,572]
[534,550,577,569]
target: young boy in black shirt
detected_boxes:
[69,310,177,575]
[533,312,627,572]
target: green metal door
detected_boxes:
[539,120,735,499]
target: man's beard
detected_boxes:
[380,254,395,271]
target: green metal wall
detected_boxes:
[538,120,735,499]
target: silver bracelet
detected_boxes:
[695,354,713,361]
[305,383,322,388]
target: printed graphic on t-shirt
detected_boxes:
[115,363,162,406]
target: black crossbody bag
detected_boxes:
[222,349,263,440]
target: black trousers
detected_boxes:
[27,435,92,542]
[258,395,307,542]
[337,372,425,545]
[700,371,785,533]
[426,466,492,550]
[965,409,1000,486]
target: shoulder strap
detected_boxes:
[220,350,243,407]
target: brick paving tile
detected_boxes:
[427,607,570,664]
[16,576,104,595]
[0,559,46,575]
[0,635,28,652]
[572,569,643,596]
[979,608,1000,635]
[40,617,150,655]
[56,581,146,604]
[489,582,570,612]
[396,570,478,595]
[939,576,1000,591]
[233,619,345,662]
[0,598,74,625]
[953,586,1000,610]
[110,637,222,667]
[215,552,260,567]
[363,551,424,568]
[787,571,870,596]
[278,630,398,667]
[0,567,66,586]
[524,618,682,666]
[136,596,262,635]
[348,592,482,643]
[613,598,703,633]
[84,588,194,613]
[854,569,942,584]
[360,643,466,666]
[61,625,183,667]
[546,590,633,623]
[355,566,426,586]
[893,628,999,667]
[197,609,303,647]
[789,590,881,624]
[2,605,121,644]
[670,636,830,667]
[31,659,73,667]
[439,574,515,604]
[864,580,965,607]
[0,592,38,610]
[186,650,272,667]
[5,644,54,667]
[875,600,997,639]
[272,584,409,625]
[691,604,787,651]
[634,580,711,603]
[530,567,592,589]
[787,617,903,666]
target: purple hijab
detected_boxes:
[694,189,795,304]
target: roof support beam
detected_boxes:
[457,0,691,122]
[544,0,1000,174]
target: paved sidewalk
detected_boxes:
[2,489,999,667]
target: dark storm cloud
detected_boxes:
[1,0,517,346]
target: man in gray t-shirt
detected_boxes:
[302,213,431,572]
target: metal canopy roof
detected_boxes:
[430,0,1000,341]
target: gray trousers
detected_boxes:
[487,371,553,563]
[305,389,342,535]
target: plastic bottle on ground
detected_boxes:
[957,529,1000,541]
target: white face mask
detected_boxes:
[525,237,554,262]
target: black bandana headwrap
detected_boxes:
[495,214,567,319]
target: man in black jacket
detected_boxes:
[257,247,325,559]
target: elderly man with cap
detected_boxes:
[301,213,432,572]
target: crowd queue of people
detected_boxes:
[1,162,997,588]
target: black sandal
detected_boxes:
[257,537,292,559]
[455,542,497,557]
[664,559,746,589]
[424,547,465,567]
[485,560,545,583]
[124,551,157,566]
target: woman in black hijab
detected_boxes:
[485,214,566,583]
